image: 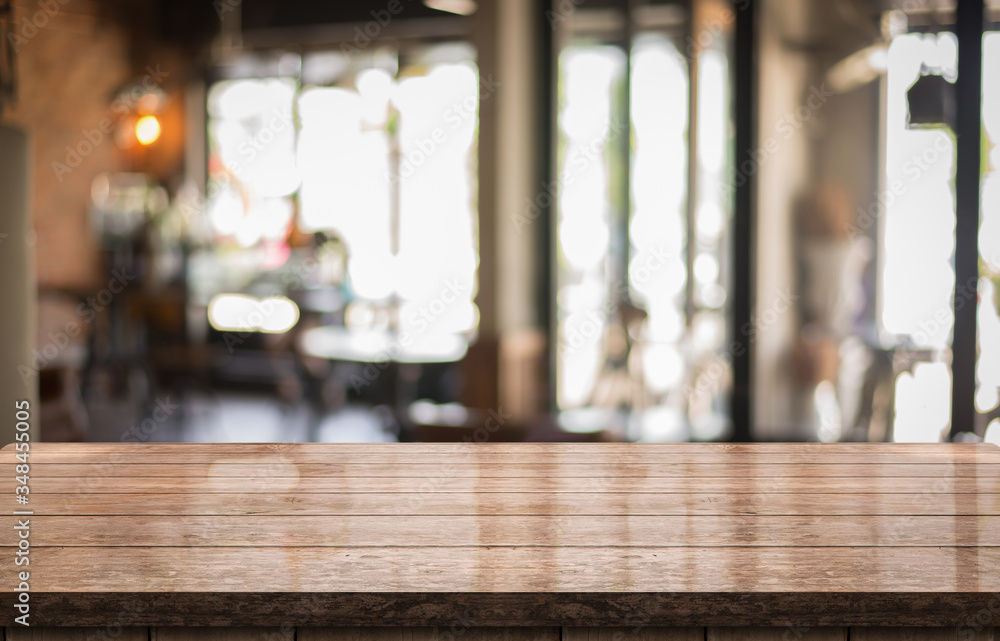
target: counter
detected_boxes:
[2,443,998,640]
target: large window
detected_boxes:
[882,30,958,442]
[883,24,1000,442]
[554,0,734,441]
[979,31,1000,442]
[192,44,479,340]
[747,1,997,443]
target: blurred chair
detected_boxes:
[36,293,90,441]
[586,300,648,410]
[408,401,527,442]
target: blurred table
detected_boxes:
[298,327,469,439]
[299,326,468,364]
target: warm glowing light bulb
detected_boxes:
[135,115,161,145]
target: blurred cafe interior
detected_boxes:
[1,0,999,445]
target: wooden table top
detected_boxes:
[2,442,999,627]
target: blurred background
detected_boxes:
[0,0,998,444]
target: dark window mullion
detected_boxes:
[731,0,756,442]
[951,0,984,438]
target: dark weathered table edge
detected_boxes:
[2,592,997,627]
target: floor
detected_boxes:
[84,391,397,443]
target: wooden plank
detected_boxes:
[152,628,293,641]
[7,443,994,452]
[851,628,996,641]
[298,628,559,641]
[13,463,1000,478]
[7,594,1000,627]
[298,629,435,641]
[5,629,148,641]
[1,443,996,627]
[5,546,999,593]
[10,444,997,461]
[708,629,845,641]
[7,444,997,466]
[15,453,992,465]
[563,627,703,641]
[6,476,998,494]
[4,515,998,548]
[17,492,999,516]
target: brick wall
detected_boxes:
[4,0,132,289]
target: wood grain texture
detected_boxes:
[5,629,149,641]
[564,627,703,641]
[9,444,997,466]
[13,492,1000,516]
[3,593,999,627]
[4,515,998,547]
[6,476,998,494]
[298,629,436,641]
[851,627,996,641]
[11,443,994,452]
[152,629,293,641]
[707,629,846,641]
[298,628,559,641]
[5,627,993,641]
[14,463,1000,478]
[0,443,997,627]
[11,546,1000,591]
